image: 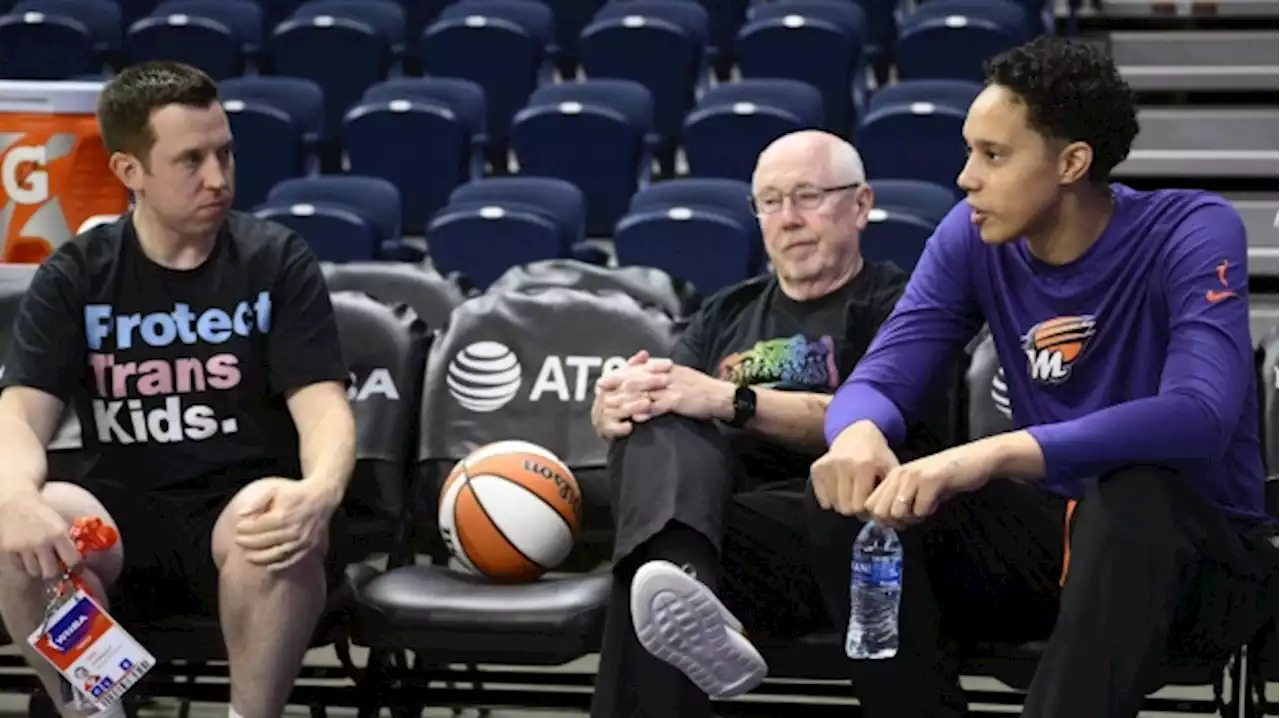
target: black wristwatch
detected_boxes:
[727,386,757,428]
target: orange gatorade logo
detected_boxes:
[0,118,128,263]
[1022,315,1097,385]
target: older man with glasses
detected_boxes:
[586,130,952,718]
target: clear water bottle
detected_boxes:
[845,519,903,660]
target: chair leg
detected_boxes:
[356,649,390,718]
[308,703,328,718]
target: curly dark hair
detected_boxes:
[984,37,1140,183]
[96,61,219,168]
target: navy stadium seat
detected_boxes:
[737,0,868,132]
[579,0,709,156]
[488,258,702,319]
[13,0,120,53]
[871,178,959,224]
[265,175,422,261]
[857,79,982,192]
[862,209,934,272]
[425,0,553,155]
[342,98,475,234]
[426,204,568,289]
[321,261,469,330]
[449,176,587,245]
[897,0,1033,82]
[511,79,654,235]
[219,76,324,210]
[629,177,763,271]
[254,203,380,262]
[362,76,488,150]
[270,2,394,138]
[683,79,825,182]
[0,12,96,79]
[614,205,754,297]
[125,0,260,80]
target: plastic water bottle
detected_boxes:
[845,520,903,660]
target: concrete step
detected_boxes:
[1110,30,1279,92]
[1115,107,1278,178]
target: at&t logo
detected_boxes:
[447,341,523,412]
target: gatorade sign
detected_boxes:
[0,81,130,264]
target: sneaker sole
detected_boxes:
[630,561,768,698]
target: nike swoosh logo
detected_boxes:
[1206,290,1237,303]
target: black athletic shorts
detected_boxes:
[69,477,353,625]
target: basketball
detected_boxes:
[437,440,583,582]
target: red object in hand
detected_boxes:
[69,517,118,556]
[55,517,119,600]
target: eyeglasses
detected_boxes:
[749,182,862,215]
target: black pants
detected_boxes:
[68,476,354,626]
[589,415,1277,718]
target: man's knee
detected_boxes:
[210,478,329,576]
[36,482,124,585]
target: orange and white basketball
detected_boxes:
[437,440,583,582]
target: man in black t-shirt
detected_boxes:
[587,131,948,717]
[0,62,354,718]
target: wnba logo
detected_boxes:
[1022,315,1097,385]
[447,341,523,412]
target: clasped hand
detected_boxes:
[234,479,338,572]
[591,350,729,439]
[811,422,996,529]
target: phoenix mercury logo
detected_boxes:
[1022,315,1096,385]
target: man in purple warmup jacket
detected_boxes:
[811,38,1278,717]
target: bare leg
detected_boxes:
[212,479,329,718]
[0,482,123,718]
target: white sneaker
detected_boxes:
[629,560,768,698]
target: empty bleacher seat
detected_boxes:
[737,0,868,133]
[871,178,958,224]
[426,204,568,290]
[629,177,763,270]
[614,205,754,297]
[861,207,936,272]
[271,0,396,138]
[125,0,262,79]
[0,6,105,79]
[683,78,825,182]
[857,80,981,192]
[362,76,489,149]
[896,0,1033,82]
[264,175,422,261]
[321,261,469,329]
[579,0,709,159]
[342,96,475,234]
[13,0,120,53]
[511,79,654,235]
[254,203,380,262]
[220,76,325,210]
[488,258,702,319]
[351,286,681,714]
[424,0,553,156]
[449,176,587,245]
